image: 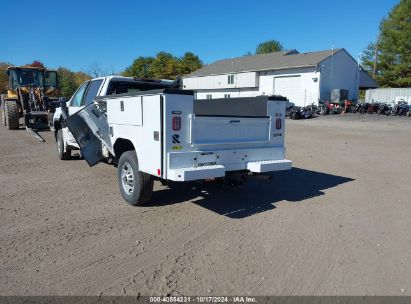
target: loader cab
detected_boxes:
[7,67,59,90]
[44,70,59,89]
[8,67,43,89]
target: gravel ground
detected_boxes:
[0,114,410,296]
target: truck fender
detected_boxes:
[113,138,140,161]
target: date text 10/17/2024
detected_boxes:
[149,296,257,303]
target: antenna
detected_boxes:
[331,45,334,79]
[358,52,361,69]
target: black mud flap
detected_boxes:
[65,104,112,167]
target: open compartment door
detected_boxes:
[65,103,112,166]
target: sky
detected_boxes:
[0,0,398,73]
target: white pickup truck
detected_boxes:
[55,76,292,206]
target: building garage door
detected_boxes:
[273,76,303,106]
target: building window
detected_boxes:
[206,94,212,99]
[224,94,231,98]
[228,74,234,84]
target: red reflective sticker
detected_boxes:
[172,117,181,131]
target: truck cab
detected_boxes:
[53,76,176,159]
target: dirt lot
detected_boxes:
[1,114,410,296]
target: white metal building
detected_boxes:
[183,48,378,106]
[365,88,411,104]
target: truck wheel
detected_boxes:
[5,100,19,130]
[118,150,154,206]
[57,129,71,160]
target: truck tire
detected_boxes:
[57,129,71,160]
[117,150,154,206]
[5,100,19,130]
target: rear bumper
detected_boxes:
[247,159,292,173]
[168,165,226,181]
[167,148,292,181]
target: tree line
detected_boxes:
[0,52,204,98]
[0,43,280,98]
[361,0,410,87]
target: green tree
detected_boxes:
[243,51,253,57]
[123,56,154,78]
[73,71,92,87]
[362,0,411,87]
[255,40,284,54]
[178,52,203,75]
[149,52,179,79]
[57,67,91,98]
[360,42,379,73]
[0,62,12,94]
[57,67,76,98]
[123,52,203,79]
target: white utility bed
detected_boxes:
[66,91,292,182]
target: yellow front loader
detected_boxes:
[1,66,59,139]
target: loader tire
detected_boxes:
[5,100,19,130]
[118,150,154,206]
[57,129,71,160]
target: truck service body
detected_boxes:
[54,76,292,205]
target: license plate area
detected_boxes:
[195,152,217,167]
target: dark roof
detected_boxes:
[359,70,378,89]
[187,48,344,77]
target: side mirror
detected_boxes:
[58,97,68,103]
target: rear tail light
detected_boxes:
[172,117,181,131]
[276,118,282,129]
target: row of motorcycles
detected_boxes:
[286,101,411,120]
[348,101,411,116]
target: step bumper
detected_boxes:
[167,159,292,181]
[247,159,292,173]
[167,165,226,181]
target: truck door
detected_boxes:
[82,79,104,107]
[69,81,89,116]
[64,80,104,148]
[62,81,89,146]
[65,102,112,167]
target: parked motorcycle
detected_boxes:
[354,102,371,114]
[392,102,409,116]
[288,106,303,120]
[287,106,315,120]
[377,103,392,115]
[318,100,342,115]
[301,106,314,119]
[304,103,318,115]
